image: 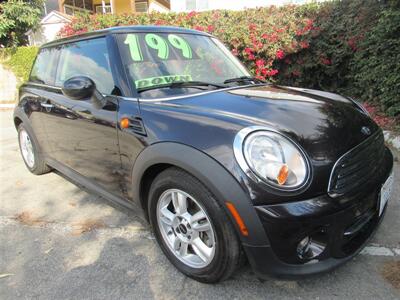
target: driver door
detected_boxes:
[43,37,125,198]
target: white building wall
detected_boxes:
[27,22,68,46]
[171,0,310,12]
[26,12,71,46]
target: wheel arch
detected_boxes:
[132,142,270,246]
[14,116,23,129]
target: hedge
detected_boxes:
[352,9,400,117]
[0,1,397,120]
[0,46,38,82]
[57,0,399,118]
[59,4,320,79]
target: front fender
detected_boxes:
[131,142,270,246]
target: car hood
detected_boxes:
[145,84,379,165]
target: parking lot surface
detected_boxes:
[1,110,399,299]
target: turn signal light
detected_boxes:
[226,202,249,236]
[120,118,130,129]
[277,164,289,185]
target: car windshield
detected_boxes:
[116,32,251,99]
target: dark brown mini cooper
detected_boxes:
[14,26,393,283]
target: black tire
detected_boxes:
[17,124,51,175]
[148,167,242,283]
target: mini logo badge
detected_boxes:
[361,126,371,135]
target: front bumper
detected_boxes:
[244,147,393,278]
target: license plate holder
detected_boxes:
[379,171,394,216]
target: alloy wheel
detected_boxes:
[19,129,35,168]
[156,189,216,268]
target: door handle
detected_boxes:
[40,103,54,109]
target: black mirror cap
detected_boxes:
[62,76,95,100]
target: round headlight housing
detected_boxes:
[234,128,310,190]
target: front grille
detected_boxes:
[328,130,385,197]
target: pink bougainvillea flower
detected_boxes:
[255,59,265,68]
[207,25,215,33]
[244,47,253,55]
[320,57,332,65]
[292,70,301,77]
[347,37,358,51]
[268,69,279,76]
[276,49,285,59]
[299,41,309,49]
[249,23,257,31]
[305,19,314,30]
[231,48,239,56]
[186,11,197,19]
[194,25,204,31]
[255,75,266,81]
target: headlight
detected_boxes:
[234,127,310,190]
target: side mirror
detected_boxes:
[62,76,95,100]
[62,76,106,109]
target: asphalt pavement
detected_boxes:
[0,110,399,299]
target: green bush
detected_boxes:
[351,9,400,117]
[0,46,38,82]
[275,0,384,93]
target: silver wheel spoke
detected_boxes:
[191,237,212,263]
[179,241,189,257]
[191,210,206,223]
[173,235,180,251]
[160,207,175,226]
[192,220,211,232]
[172,191,187,215]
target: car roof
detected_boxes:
[42,25,212,48]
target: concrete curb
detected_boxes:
[384,130,400,152]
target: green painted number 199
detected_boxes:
[124,33,193,61]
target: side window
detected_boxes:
[30,48,57,85]
[55,38,115,95]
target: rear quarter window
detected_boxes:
[30,48,58,85]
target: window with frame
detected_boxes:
[95,4,112,14]
[135,1,148,12]
[63,4,90,15]
[55,38,115,95]
[30,47,58,85]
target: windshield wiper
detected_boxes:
[223,76,265,84]
[137,81,226,93]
